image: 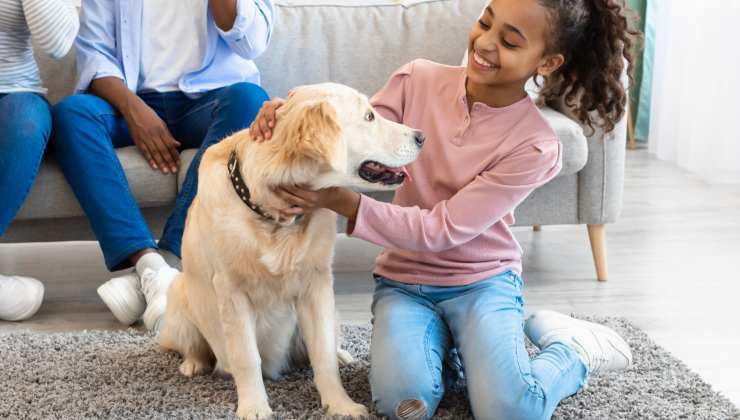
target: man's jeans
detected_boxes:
[0,93,51,234]
[370,271,588,420]
[51,83,268,271]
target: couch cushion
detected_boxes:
[255,0,484,98]
[16,147,177,221]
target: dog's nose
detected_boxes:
[413,131,426,148]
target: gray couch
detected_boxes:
[2,0,625,281]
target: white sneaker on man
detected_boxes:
[524,310,633,376]
[97,272,145,326]
[0,275,45,321]
[140,266,179,332]
[97,252,179,330]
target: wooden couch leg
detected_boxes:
[587,224,608,282]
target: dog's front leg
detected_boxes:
[296,270,368,417]
[214,274,272,420]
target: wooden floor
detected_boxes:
[2,148,739,407]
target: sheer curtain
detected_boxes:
[648,0,740,184]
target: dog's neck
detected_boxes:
[229,140,319,226]
[227,149,278,222]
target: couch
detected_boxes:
[1,0,626,281]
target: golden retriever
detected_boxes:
[159,83,424,419]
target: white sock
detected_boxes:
[135,252,169,278]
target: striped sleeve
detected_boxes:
[21,0,79,59]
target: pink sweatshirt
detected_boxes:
[349,59,562,286]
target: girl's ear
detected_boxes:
[536,53,565,77]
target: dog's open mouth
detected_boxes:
[359,161,408,185]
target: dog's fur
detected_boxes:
[159,83,422,419]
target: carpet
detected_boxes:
[1,317,738,419]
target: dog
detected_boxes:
[159,83,424,419]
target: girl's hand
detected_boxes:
[249,97,286,142]
[274,185,361,221]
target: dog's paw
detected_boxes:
[236,402,273,420]
[337,348,354,366]
[179,358,209,377]
[326,401,369,418]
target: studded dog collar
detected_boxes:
[228,149,276,222]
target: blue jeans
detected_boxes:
[51,83,268,271]
[0,93,52,234]
[370,272,587,420]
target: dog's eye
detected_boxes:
[365,111,375,122]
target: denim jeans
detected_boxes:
[0,93,52,234]
[370,271,587,420]
[51,83,268,271]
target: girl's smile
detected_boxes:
[470,50,499,72]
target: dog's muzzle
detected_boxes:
[358,161,408,186]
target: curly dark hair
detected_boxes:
[536,0,642,134]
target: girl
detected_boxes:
[251,0,639,418]
[0,0,79,321]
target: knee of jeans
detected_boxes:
[372,373,437,420]
[374,397,429,420]
[52,95,105,125]
[0,94,51,142]
[222,82,269,112]
[51,95,106,146]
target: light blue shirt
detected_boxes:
[75,0,274,96]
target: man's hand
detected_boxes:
[89,77,180,174]
[249,97,285,142]
[123,97,181,174]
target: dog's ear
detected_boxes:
[275,99,340,165]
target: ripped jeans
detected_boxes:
[369,271,587,420]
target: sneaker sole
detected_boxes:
[97,280,144,326]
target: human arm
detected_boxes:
[278,141,562,252]
[22,0,80,59]
[74,0,123,92]
[211,0,274,60]
[89,77,181,174]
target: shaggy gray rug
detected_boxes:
[1,317,738,420]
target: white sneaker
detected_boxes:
[524,310,633,376]
[140,266,179,332]
[97,272,145,326]
[0,275,45,321]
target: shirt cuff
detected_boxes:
[216,0,256,43]
[347,194,376,241]
[76,60,124,92]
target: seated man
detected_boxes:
[52,0,273,331]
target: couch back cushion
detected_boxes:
[38,1,482,102]
[34,46,77,105]
[255,0,482,97]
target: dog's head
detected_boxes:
[267,83,424,191]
